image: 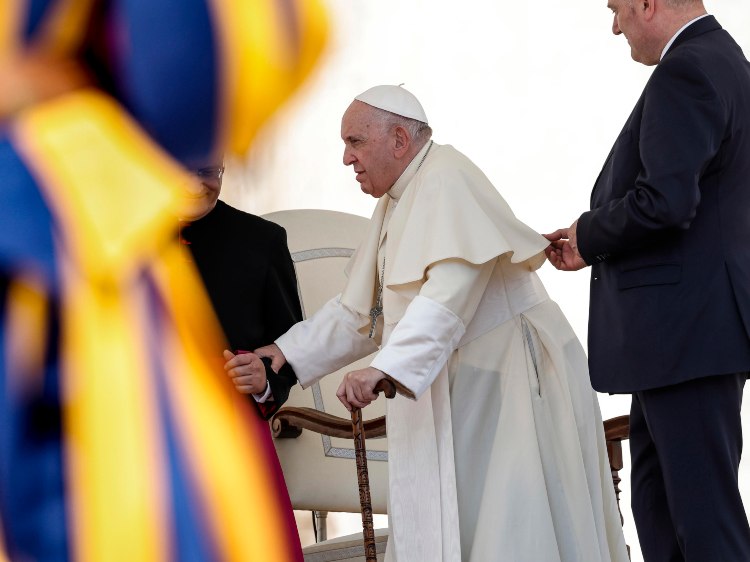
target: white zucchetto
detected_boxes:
[354,85,428,124]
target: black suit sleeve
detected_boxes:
[259,226,303,416]
[257,358,293,419]
[578,54,726,262]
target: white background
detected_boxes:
[222,2,750,559]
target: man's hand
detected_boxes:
[543,220,588,271]
[223,350,267,395]
[254,343,287,373]
[336,367,386,411]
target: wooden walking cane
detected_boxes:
[351,377,397,562]
[272,375,415,558]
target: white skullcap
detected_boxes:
[354,85,428,124]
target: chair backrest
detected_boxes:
[263,209,389,514]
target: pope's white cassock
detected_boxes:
[276,139,629,561]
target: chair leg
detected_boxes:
[604,415,631,559]
[606,440,624,526]
[313,510,328,542]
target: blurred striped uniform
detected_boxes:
[0,0,326,560]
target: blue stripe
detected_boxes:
[0,280,69,560]
[117,0,219,169]
[144,275,221,561]
[22,0,52,39]
[0,139,57,287]
[0,135,68,558]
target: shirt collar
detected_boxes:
[660,13,710,61]
[387,139,434,203]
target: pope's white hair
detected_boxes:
[370,106,433,145]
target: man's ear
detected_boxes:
[641,0,656,21]
[393,126,410,158]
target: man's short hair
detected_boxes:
[664,0,702,7]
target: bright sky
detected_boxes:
[223,1,750,558]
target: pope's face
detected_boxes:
[341,101,401,199]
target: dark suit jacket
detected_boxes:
[181,200,302,417]
[577,16,750,393]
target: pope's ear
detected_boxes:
[393,125,410,157]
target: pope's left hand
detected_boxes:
[336,367,386,411]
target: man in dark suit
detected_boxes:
[545,0,750,560]
[180,164,302,419]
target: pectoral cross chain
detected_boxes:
[368,304,382,338]
[366,141,433,340]
[368,257,386,339]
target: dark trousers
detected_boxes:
[630,372,750,562]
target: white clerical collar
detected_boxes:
[660,14,710,61]
[387,139,435,202]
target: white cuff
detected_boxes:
[252,381,273,403]
[276,295,378,388]
[371,295,465,399]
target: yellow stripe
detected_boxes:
[295,0,330,79]
[0,534,8,562]
[3,274,49,398]
[155,245,293,561]
[34,0,98,57]
[0,0,21,57]
[11,90,191,283]
[0,491,7,562]
[59,253,169,562]
[210,0,328,155]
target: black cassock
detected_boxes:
[181,200,302,418]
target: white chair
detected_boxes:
[263,209,389,561]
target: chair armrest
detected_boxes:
[271,376,412,439]
[272,407,387,439]
[604,414,630,442]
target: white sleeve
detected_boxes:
[370,259,494,398]
[275,295,379,388]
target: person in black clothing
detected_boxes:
[545,2,750,559]
[179,164,302,419]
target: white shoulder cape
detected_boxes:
[341,143,548,324]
